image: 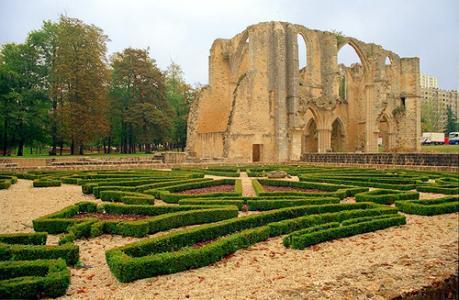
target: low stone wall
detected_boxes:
[301,153,459,168]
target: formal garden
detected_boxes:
[0,165,457,298]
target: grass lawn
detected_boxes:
[421,144,459,153]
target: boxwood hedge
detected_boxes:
[355,189,419,205]
[395,196,459,215]
[0,259,70,299]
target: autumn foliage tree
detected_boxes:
[52,16,110,155]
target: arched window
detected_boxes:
[297,34,307,72]
[337,44,362,67]
[385,56,391,65]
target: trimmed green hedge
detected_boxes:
[247,197,340,211]
[0,259,70,299]
[33,179,61,188]
[299,176,416,190]
[267,205,398,236]
[178,199,245,210]
[33,201,238,239]
[0,232,47,245]
[286,214,406,249]
[416,184,459,195]
[395,196,459,215]
[0,242,79,266]
[253,179,355,199]
[105,202,391,281]
[156,179,242,203]
[100,191,155,205]
[355,189,419,205]
[106,226,269,282]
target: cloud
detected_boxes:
[0,0,458,89]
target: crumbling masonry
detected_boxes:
[186,22,421,162]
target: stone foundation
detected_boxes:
[301,152,459,167]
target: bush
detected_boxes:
[283,222,339,247]
[247,197,340,211]
[0,232,47,245]
[0,180,12,189]
[253,179,353,199]
[267,205,398,236]
[99,191,155,205]
[156,179,242,203]
[105,202,392,281]
[355,189,419,205]
[0,242,79,266]
[178,199,245,210]
[286,215,406,249]
[395,196,459,215]
[416,184,459,195]
[33,179,61,188]
[0,258,70,299]
[105,207,239,237]
[299,176,416,190]
[106,226,270,282]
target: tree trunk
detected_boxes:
[70,139,75,155]
[59,142,63,156]
[79,144,84,155]
[2,118,8,156]
[17,139,24,156]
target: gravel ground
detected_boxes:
[0,179,458,299]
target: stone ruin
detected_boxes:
[186,21,421,163]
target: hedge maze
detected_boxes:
[0,166,458,296]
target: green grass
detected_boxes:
[421,145,459,153]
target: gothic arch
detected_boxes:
[337,39,370,72]
[376,113,394,152]
[331,117,346,152]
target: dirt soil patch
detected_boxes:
[177,184,234,194]
[73,212,150,221]
[262,185,325,193]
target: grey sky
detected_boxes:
[1,0,458,89]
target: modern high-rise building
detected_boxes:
[421,87,459,131]
[420,73,439,89]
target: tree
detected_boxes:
[109,48,173,153]
[53,16,110,155]
[0,42,50,156]
[445,105,459,133]
[165,62,193,150]
[421,99,443,132]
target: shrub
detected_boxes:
[33,179,61,188]
[0,242,79,266]
[0,259,70,299]
[247,197,340,211]
[283,222,340,247]
[286,215,406,249]
[106,226,270,282]
[355,189,419,205]
[105,207,239,237]
[99,191,155,205]
[178,199,245,210]
[0,232,47,245]
[0,180,12,189]
[416,184,459,195]
[395,196,459,215]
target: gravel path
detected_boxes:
[0,180,457,299]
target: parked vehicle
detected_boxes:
[421,132,445,145]
[448,132,459,145]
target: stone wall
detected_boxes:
[301,153,459,167]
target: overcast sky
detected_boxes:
[1,0,458,89]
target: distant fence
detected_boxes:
[301,153,459,167]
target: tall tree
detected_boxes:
[53,16,109,154]
[0,43,49,156]
[165,62,193,150]
[109,48,173,153]
[445,105,459,133]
